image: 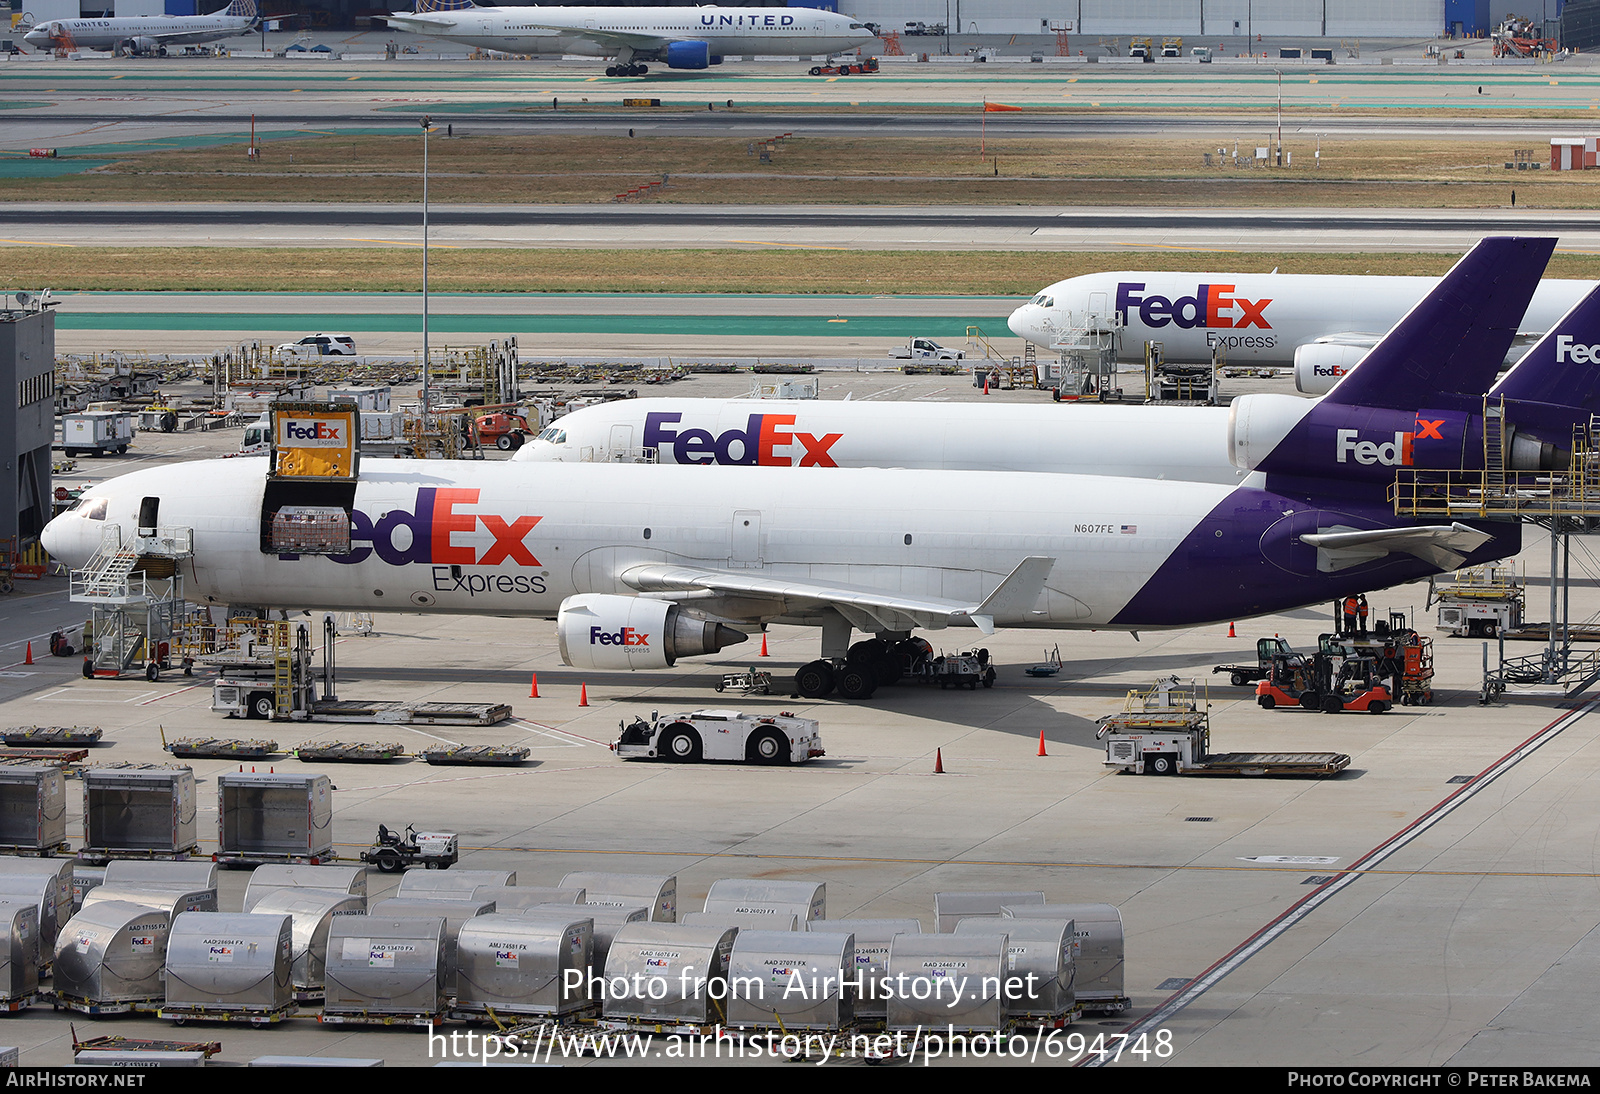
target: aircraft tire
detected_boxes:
[606,65,618,76]
[795,660,835,699]
[637,65,648,75]
[836,666,876,701]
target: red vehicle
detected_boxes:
[809,57,879,76]
[473,411,533,451]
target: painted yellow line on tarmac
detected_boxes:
[728,239,851,250]
[0,239,75,247]
[341,237,460,248]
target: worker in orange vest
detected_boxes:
[1342,595,1359,636]
[1357,594,1370,637]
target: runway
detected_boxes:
[4,202,1591,252]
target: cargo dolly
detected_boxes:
[421,744,529,766]
[161,727,279,760]
[72,1027,223,1058]
[294,740,406,763]
[3,725,102,747]
[1099,677,1351,777]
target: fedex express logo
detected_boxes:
[643,412,842,467]
[319,488,550,597]
[1334,418,1446,466]
[1116,282,1273,331]
[592,626,648,647]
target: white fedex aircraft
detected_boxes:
[383,2,875,77]
[1007,271,1594,397]
[40,238,1572,703]
[515,398,1246,484]
[23,0,256,54]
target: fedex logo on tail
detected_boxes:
[1556,336,1600,364]
[643,412,842,467]
[1116,282,1273,331]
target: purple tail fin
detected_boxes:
[1489,281,1600,445]
[413,0,477,11]
[1324,237,1556,411]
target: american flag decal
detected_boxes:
[1121,525,1137,534]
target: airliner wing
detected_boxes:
[1300,522,1494,573]
[620,556,1056,634]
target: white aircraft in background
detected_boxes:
[41,238,1579,703]
[23,0,256,54]
[382,1,875,77]
[1007,271,1594,396]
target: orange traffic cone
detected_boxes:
[529,673,540,698]
[1227,622,1237,638]
[23,642,31,665]
[760,633,769,657]
[579,683,589,707]
[983,374,990,395]
[1037,730,1048,757]
[934,748,945,774]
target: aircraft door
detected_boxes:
[731,509,762,567]
[138,496,159,537]
[608,424,633,460]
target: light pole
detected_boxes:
[421,115,431,417]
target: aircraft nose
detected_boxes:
[1007,305,1033,340]
[40,512,83,569]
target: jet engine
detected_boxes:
[118,36,164,55]
[665,40,711,69]
[556,594,746,670]
[1227,393,1317,471]
[1293,343,1369,395]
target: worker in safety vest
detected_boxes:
[1342,596,1359,636]
[1357,595,1370,637]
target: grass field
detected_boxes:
[0,132,1587,207]
[12,247,1600,294]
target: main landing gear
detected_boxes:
[606,63,649,76]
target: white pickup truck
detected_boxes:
[889,337,964,361]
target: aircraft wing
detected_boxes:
[620,556,1056,634]
[1310,332,1383,349]
[1300,522,1494,573]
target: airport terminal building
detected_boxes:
[4,0,1555,38]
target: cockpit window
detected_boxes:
[537,428,567,444]
[82,497,107,521]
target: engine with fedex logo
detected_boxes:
[556,594,747,671]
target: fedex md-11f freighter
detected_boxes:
[23,0,256,54]
[1008,269,1595,397]
[383,1,876,77]
[41,239,1587,701]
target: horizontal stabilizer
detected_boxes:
[1326,237,1555,411]
[1299,522,1494,573]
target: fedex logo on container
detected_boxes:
[1115,283,1273,330]
[277,418,348,448]
[643,412,842,467]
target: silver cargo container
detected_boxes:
[368,897,493,999]
[393,870,514,898]
[953,918,1077,1021]
[934,890,1045,932]
[0,767,66,853]
[885,934,1007,1033]
[0,860,72,945]
[162,912,295,1020]
[72,866,105,911]
[601,922,735,1025]
[681,911,799,932]
[0,902,38,1008]
[244,864,366,912]
[82,884,217,918]
[809,918,921,1020]
[703,878,825,923]
[1002,903,1127,1012]
[322,915,446,1023]
[216,773,333,861]
[726,929,854,1032]
[103,860,217,891]
[0,875,60,963]
[453,912,592,1019]
[82,769,198,856]
[53,900,170,1012]
[471,885,583,909]
[241,889,364,998]
[562,871,675,922]
[513,903,646,970]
